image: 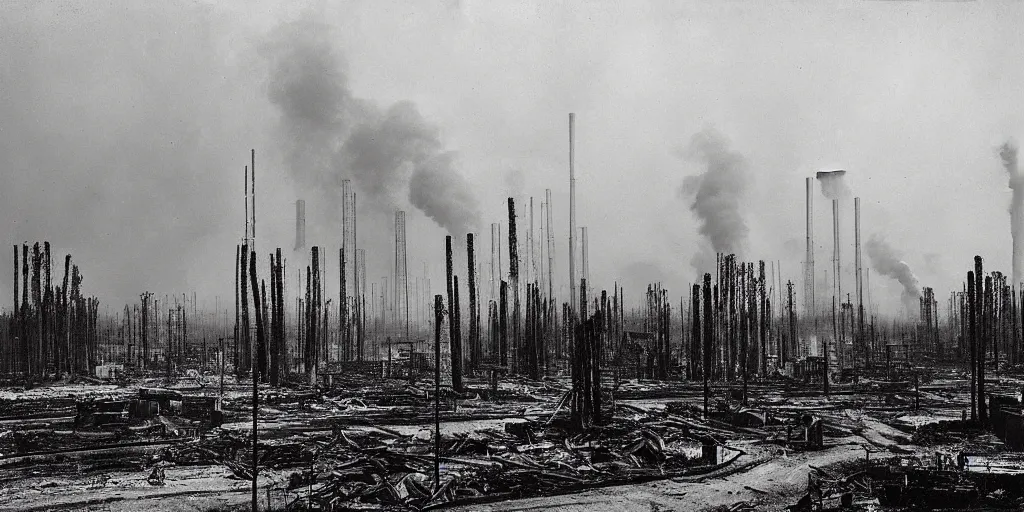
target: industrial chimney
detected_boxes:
[569,113,577,322]
[294,199,306,251]
[804,177,815,357]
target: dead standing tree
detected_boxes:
[305,247,321,385]
[570,284,605,431]
[976,256,986,424]
[239,245,251,377]
[703,273,713,419]
[250,249,267,384]
[31,243,41,377]
[21,244,28,376]
[445,237,463,392]
[499,280,508,368]
[11,246,17,375]
[508,198,520,374]
[269,248,284,387]
[234,245,240,374]
[467,234,479,373]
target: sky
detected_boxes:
[1,0,1022,317]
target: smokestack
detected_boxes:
[341,180,354,360]
[999,142,1023,284]
[831,197,839,321]
[528,197,534,286]
[569,113,577,323]
[244,166,249,246]
[251,149,256,251]
[581,226,588,317]
[855,197,864,364]
[545,188,555,306]
[395,211,409,344]
[294,200,306,251]
[805,177,815,340]
[491,223,498,300]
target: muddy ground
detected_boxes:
[0,369,1008,511]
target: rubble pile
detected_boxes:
[148,402,742,510]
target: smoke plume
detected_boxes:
[409,152,482,236]
[678,128,749,269]
[866,234,921,310]
[815,170,851,200]
[999,141,1023,284]
[262,18,479,235]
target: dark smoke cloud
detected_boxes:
[678,128,749,268]
[999,141,1023,284]
[866,234,921,310]
[262,21,362,187]
[815,170,851,201]
[409,152,482,236]
[262,18,478,234]
[341,102,441,205]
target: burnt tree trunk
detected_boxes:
[453,274,463,390]
[250,250,266,384]
[691,284,701,381]
[702,274,712,418]
[445,237,462,391]
[968,270,977,421]
[340,247,347,362]
[759,261,767,377]
[467,234,479,373]
[508,199,520,374]
[499,281,508,368]
[975,256,986,424]
[234,245,240,375]
[11,246,17,375]
[239,246,251,376]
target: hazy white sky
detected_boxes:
[1,0,1022,315]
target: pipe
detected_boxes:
[569,113,577,326]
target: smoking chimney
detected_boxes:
[569,113,577,322]
[295,199,306,251]
[805,177,814,327]
[855,197,865,361]
[999,142,1023,284]
[545,188,555,307]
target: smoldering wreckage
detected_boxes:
[3,130,1024,512]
